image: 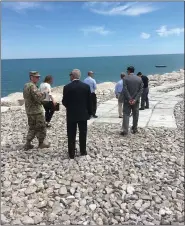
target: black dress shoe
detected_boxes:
[69,156,75,159]
[120,131,128,136]
[139,108,145,110]
[131,127,138,134]
[145,107,149,109]
[93,115,98,118]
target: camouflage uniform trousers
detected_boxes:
[26,113,46,144]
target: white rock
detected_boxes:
[121,203,127,210]
[159,208,166,216]
[70,187,76,195]
[3,180,11,188]
[80,199,87,206]
[134,199,143,210]
[126,185,135,194]
[21,216,34,224]
[34,215,43,224]
[139,202,151,213]
[25,186,37,195]
[89,204,97,211]
[59,186,67,195]
[114,181,122,188]
[1,214,10,224]
[1,107,10,113]
[105,187,113,194]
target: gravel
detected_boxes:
[1,71,184,225]
[158,84,184,93]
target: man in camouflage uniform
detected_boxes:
[23,71,50,150]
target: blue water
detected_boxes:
[1,54,184,97]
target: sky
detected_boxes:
[1,1,184,59]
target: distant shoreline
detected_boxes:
[1,53,183,61]
[1,70,184,106]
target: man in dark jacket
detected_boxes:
[121,66,143,136]
[62,69,92,159]
[137,72,149,110]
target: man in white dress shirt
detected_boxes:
[115,72,126,118]
[84,71,98,118]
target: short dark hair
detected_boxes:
[137,72,142,76]
[44,75,53,83]
[120,72,126,79]
[127,66,135,73]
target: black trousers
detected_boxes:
[67,120,87,158]
[43,101,55,123]
[141,87,149,109]
[91,93,97,116]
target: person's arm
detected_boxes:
[62,86,67,107]
[93,79,97,90]
[48,85,56,105]
[87,87,92,117]
[134,81,143,102]
[123,79,132,101]
[30,84,46,103]
[115,83,118,96]
[146,76,149,87]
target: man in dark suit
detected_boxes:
[62,69,92,159]
[137,72,149,110]
[120,66,143,136]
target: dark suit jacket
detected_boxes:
[122,74,143,103]
[62,80,92,122]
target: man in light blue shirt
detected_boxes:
[115,72,126,118]
[84,71,98,118]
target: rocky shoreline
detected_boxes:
[1,69,184,109]
[1,69,184,225]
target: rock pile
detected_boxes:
[1,70,184,108]
[1,70,184,225]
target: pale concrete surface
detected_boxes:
[1,107,10,113]
[90,80,184,129]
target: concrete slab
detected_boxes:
[96,118,122,124]
[105,114,120,118]
[89,81,182,129]
[148,120,177,128]
[152,108,174,115]
[155,104,177,109]
[139,109,153,116]
[150,115,175,122]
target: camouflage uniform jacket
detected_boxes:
[23,82,46,115]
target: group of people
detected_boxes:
[23,66,149,159]
[115,69,149,119]
[114,66,149,136]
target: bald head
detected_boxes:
[70,69,81,81]
[88,71,94,77]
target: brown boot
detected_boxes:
[24,142,34,150]
[38,141,50,149]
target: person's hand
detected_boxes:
[129,99,136,105]
[116,95,118,99]
[53,101,57,106]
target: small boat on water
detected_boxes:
[155,65,167,68]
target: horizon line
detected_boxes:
[2,52,184,60]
